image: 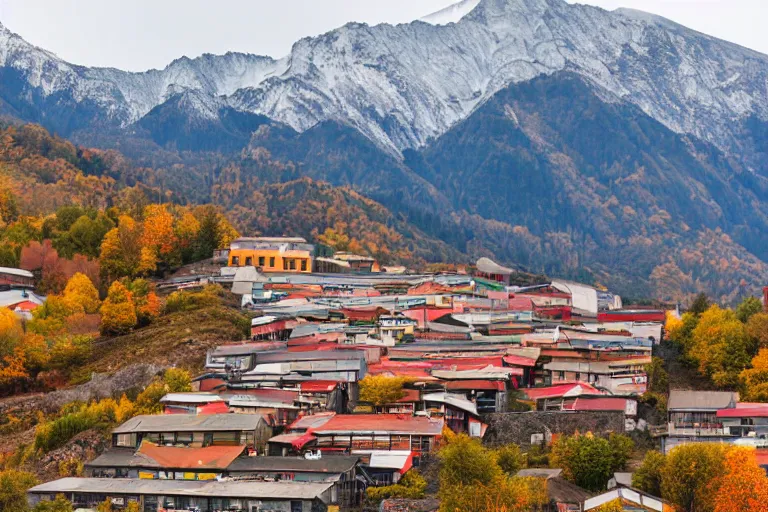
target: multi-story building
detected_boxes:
[227,237,313,273]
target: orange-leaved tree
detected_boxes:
[713,447,768,512]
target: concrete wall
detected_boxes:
[483,411,626,447]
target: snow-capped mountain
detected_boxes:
[2,0,768,162]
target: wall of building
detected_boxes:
[483,411,625,447]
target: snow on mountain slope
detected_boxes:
[2,0,768,160]
[420,0,482,25]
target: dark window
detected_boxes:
[291,501,303,512]
[269,257,275,267]
[231,256,240,266]
[245,256,253,266]
[283,258,288,270]
[289,259,297,270]
[258,256,265,267]
[301,259,307,271]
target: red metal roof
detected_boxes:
[312,414,444,435]
[522,383,602,400]
[565,397,627,412]
[502,355,537,367]
[756,450,768,466]
[287,412,337,431]
[300,380,339,393]
[268,433,317,449]
[717,405,768,418]
[138,443,245,469]
[444,380,505,391]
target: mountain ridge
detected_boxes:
[3,0,768,161]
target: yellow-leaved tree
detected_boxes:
[359,375,412,406]
[62,272,100,314]
[99,281,137,335]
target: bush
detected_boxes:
[550,433,634,492]
[0,469,38,512]
[58,458,84,477]
[163,285,222,314]
[33,494,73,512]
[366,470,427,501]
[496,444,525,475]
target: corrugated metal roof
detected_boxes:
[227,455,359,473]
[113,414,263,434]
[29,477,333,500]
[667,390,738,411]
[313,414,443,436]
[137,443,245,469]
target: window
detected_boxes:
[269,257,275,267]
[558,371,565,380]
[245,256,253,266]
[289,259,296,270]
[258,256,265,267]
[231,256,240,266]
[283,258,288,270]
[301,259,307,271]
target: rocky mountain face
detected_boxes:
[2,0,768,301]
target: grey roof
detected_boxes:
[516,468,563,479]
[160,392,224,404]
[227,456,359,474]
[255,350,366,363]
[112,414,263,434]
[28,477,333,501]
[85,449,158,469]
[476,257,513,275]
[667,390,738,411]
[211,343,286,357]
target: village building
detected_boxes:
[227,237,313,273]
[27,477,336,512]
[111,414,271,453]
[584,487,673,511]
[661,390,738,453]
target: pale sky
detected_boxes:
[0,0,765,72]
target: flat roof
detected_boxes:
[28,477,333,501]
[112,414,262,434]
[160,393,225,404]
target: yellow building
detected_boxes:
[227,237,313,273]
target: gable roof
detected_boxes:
[112,414,263,434]
[667,390,737,411]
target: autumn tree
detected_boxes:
[740,349,768,402]
[99,281,137,335]
[713,447,768,512]
[689,305,755,388]
[0,469,38,512]
[690,293,710,315]
[438,433,545,512]
[736,296,763,323]
[99,215,143,280]
[746,313,768,349]
[632,450,665,497]
[359,375,411,406]
[550,433,633,492]
[62,272,100,314]
[661,443,727,512]
[141,204,178,268]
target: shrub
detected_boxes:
[366,470,427,501]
